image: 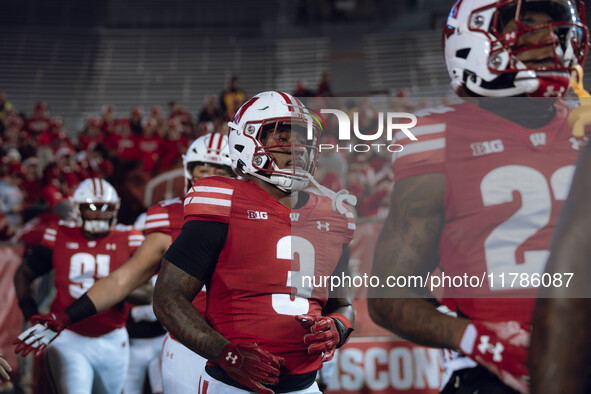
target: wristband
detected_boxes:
[327,313,353,348]
[63,293,98,324]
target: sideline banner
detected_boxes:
[327,338,442,393]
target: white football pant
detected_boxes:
[124,334,166,394]
[198,369,322,394]
[45,327,129,394]
[161,332,207,393]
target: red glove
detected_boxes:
[296,314,352,362]
[459,321,530,393]
[13,312,70,358]
[218,342,283,394]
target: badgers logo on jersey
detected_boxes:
[529,132,547,147]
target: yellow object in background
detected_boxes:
[569,65,591,137]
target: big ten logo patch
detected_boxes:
[247,210,268,220]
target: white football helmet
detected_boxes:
[183,133,233,191]
[444,0,588,97]
[72,178,120,237]
[227,91,320,192]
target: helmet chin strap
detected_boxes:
[266,168,311,192]
[248,160,357,215]
[250,160,312,192]
[305,173,357,216]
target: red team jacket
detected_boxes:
[393,100,584,324]
[144,197,207,315]
[41,221,144,337]
[183,177,355,374]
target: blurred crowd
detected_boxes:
[0,76,436,243]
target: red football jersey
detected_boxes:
[184,177,355,374]
[144,197,207,315]
[41,221,144,336]
[393,101,584,324]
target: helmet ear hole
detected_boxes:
[456,48,470,59]
[235,145,244,153]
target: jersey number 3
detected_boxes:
[69,253,111,298]
[272,236,315,316]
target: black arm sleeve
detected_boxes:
[331,244,350,276]
[163,220,228,282]
[26,244,54,276]
[64,293,98,324]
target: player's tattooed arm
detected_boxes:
[531,142,591,394]
[153,259,228,361]
[368,173,468,349]
[324,292,354,326]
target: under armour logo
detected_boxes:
[317,221,330,231]
[166,351,173,359]
[570,136,588,151]
[477,335,504,362]
[226,352,238,365]
[543,85,565,97]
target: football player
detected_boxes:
[530,78,591,392]
[13,178,145,394]
[12,133,235,393]
[367,1,588,393]
[153,91,356,394]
